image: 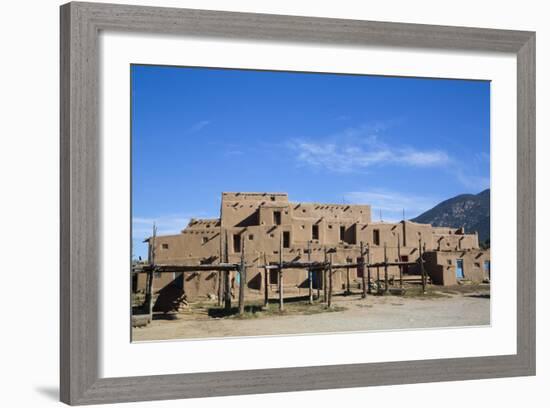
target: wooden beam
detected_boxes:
[397,233,403,288]
[376,265,380,294]
[146,223,157,317]
[328,252,333,308]
[263,252,269,308]
[279,231,284,312]
[238,238,246,315]
[366,243,372,294]
[345,257,351,295]
[384,242,389,293]
[307,240,313,304]
[218,225,223,306]
[224,230,231,311]
[323,248,328,303]
[419,238,426,294]
[360,241,367,299]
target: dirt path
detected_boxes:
[133,292,490,341]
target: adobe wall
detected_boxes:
[424,249,491,285]
[136,192,489,301]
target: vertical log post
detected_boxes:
[397,233,403,288]
[278,231,284,312]
[423,242,427,292]
[224,230,231,311]
[376,265,380,294]
[263,252,269,308]
[145,223,157,318]
[217,227,223,307]
[419,238,426,294]
[238,238,246,315]
[384,242,389,293]
[145,270,154,318]
[366,243,372,294]
[316,244,321,300]
[360,241,367,299]
[323,248,328,303]
[328,252,333,308]
[345,257,351,295]
[307,240,313,304]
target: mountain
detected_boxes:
[411,189,490,246]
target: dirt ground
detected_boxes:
[132,285,490,342]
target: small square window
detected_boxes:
[248,234,254,240]
[161,243,169,249]
[202,237,208,244]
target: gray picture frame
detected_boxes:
[60,2,536,405]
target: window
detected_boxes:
[161,243,169,249]
[248,234,254,240]
[201,237,208,244]
[340,226,346,241]
[233,234,241,253]
[312,224,319,240]
[283,231,290,248]
[373,229,380,246]
[269,268,278,284]
[273,211,281,225]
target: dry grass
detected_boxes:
[180,298,346,320]
[439,283,491,295]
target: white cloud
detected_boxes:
[187,120,211,133]
[287,123,490,191]
[453,168,490,191]
[344,190,441,220]
[289,126,450,173]
[132,214,192,240]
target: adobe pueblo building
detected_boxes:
[135,192,490,305]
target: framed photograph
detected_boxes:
[60,1,535,405]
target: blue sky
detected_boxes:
[132,65,490,259]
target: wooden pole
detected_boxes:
[263,252,269,308]
[360,242,367,298]
[217,227,223,306]
[238,238,246,315]
[317,245,321,300]
[279,231,284,312]
[145,223,157,318]
[397,234,403,288]
[376,265,380,294]
[224,230,231,311]
[328,252,333,308]
[307,240,313,304]
[423,242,427,292]
[419,238,426,294]
[366,243,372,294]
[323,248,328,303]
[345,257,351,295]
[384,242,389,293]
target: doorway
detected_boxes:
[456,259,464,279]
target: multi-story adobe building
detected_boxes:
[135,192,490,304]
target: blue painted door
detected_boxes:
[456,259,464,279]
